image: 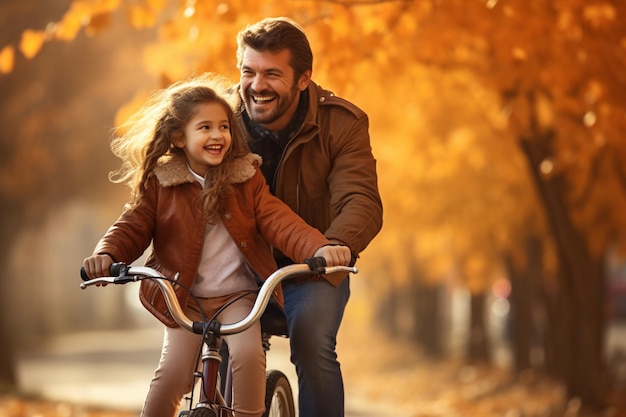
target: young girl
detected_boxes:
[82,73,352,417]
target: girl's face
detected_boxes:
[178,102,232,177]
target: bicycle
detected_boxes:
[80,257,358,417]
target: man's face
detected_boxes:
[239,48,310,132]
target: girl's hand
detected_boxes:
[313,245,352,267]
[82,254,114,279]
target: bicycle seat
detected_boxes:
[261,301,289,337]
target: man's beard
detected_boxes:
[243,84,299,128]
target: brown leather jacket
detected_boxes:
[235,81,383,285]
[93,153,330,327]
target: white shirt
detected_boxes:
[188,167,257,298]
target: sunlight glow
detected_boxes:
[583,111,597,127]
[491,297,510,317]
[0,46,14,74]
[486,0,499,9]
[188,26,199,41]
[216,3,229,15]
[540,158,554,175]
[492,278,511,298]
[183,6,195,18]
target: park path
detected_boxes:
[16,327,397,417]
[22,320,624,416]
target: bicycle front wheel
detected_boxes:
[263,370,295,417]
[188,405,219,417]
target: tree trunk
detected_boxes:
[0,320,16,393]
[0,202,19,392]
[376,280,402,338]
[542,268,575,383]
[467,292,491,363]
[506,237,545,373]
[507,257,533,372]
[520,132,607,409]
[411,281,443,358]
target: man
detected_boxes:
[233,17,383,417]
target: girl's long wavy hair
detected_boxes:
[109,73,249,223]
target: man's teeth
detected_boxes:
[253,95,273,103]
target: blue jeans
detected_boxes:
[283,277,351,417]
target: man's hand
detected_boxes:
[313,245,352,267]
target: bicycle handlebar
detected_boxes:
[80,258,358,336]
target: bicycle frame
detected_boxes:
[80,258,357,417]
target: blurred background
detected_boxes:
[1,1,625,416]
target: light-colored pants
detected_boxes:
[141,293,266,417]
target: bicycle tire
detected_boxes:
[188,406,219,417]
[262,370,295,417]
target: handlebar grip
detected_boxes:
[80,267,89,281]
[109,262,129,276]
[80,262,129,281]
[304,257,327,274]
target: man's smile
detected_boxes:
[251,94,276,104]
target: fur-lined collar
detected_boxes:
[153,153,262,187]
